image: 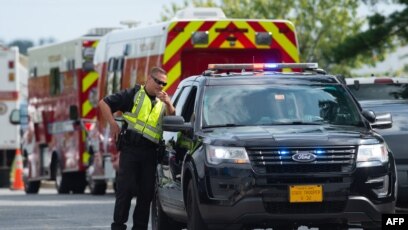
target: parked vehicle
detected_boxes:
[151,63,397,230]
[91,7,301,194]
[346,76,408,206]
[9,29,116,194]
[0,46,28,187]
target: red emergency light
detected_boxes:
[82,40,95,47]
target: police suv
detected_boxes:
[151,63,397,230]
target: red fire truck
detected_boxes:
[10,29,118,194]
[89,8,300,194]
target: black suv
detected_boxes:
[151,63,397,230]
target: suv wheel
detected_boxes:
[187,181,207,230]
[151,188,182,230]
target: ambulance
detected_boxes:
[0,46,28,187]
[9,28,117,194]
[89,8,301,194]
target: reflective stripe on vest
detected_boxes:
[123,86,165,143]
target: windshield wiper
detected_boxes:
[202,124,246,129]
[289,121,325,125]
[259,120,326,125]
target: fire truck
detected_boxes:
[10,29,119,194]
[0,46,28,187]
[89,8,300,194]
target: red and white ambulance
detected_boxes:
[0,45,28,187]
[89,8,301,194]
[10,29,118,194]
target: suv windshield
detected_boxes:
[348,83,408,101]
[202,84,362,127]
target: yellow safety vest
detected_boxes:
[123,86,165,144]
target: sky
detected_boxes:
[0,0,185,43]
[1,0,402,44]
[1,0,406,75]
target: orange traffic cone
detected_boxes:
[11,149,24,190]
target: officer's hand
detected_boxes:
[110,123,121,142]
[157,91,171,105]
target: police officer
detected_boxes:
[98,67,175,230]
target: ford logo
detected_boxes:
[292,152,316,163]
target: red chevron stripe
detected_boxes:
[198,21,216,31]
[165,80,179,95]
[247,21,267,32]
[270,40,296,63]
[208,22,237,47]
[208,22,258,48]
[166,21,190,46]
[274,22,297,46]
[164,22,215,71]
[208,32,228,47]
[248,21,297,48]
[86,109,96,119]
[234,32,256,48]
[163,38,193,70]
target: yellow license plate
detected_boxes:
[289,185,323,203]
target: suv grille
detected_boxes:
[247,146,356,174]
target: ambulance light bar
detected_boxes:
[207,63,318,71]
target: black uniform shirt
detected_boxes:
[103,85,156,113]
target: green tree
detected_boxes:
[332,0,407,69]
[160,0,364,75]
[8,40,34,55]
[6,37,56,55]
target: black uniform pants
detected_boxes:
[111,136,158,230]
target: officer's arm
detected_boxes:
[98,99,121,140]
[165,101,175,116]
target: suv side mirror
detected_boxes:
[162,116,193,132]
[362,110,376,123]
[362,110,392,129]
[372,112,392,129]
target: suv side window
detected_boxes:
[173,86,192,117]
[181,86,197,122]
[172,84,197,122]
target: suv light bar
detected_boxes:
[208,63,318,71]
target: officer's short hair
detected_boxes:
[151,67,167,76]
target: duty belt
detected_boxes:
[123,129,156,147]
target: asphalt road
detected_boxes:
[0,186,117,230]
[1,184,407,230]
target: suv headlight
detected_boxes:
[357,144,388,166]
[206,145,249,165]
